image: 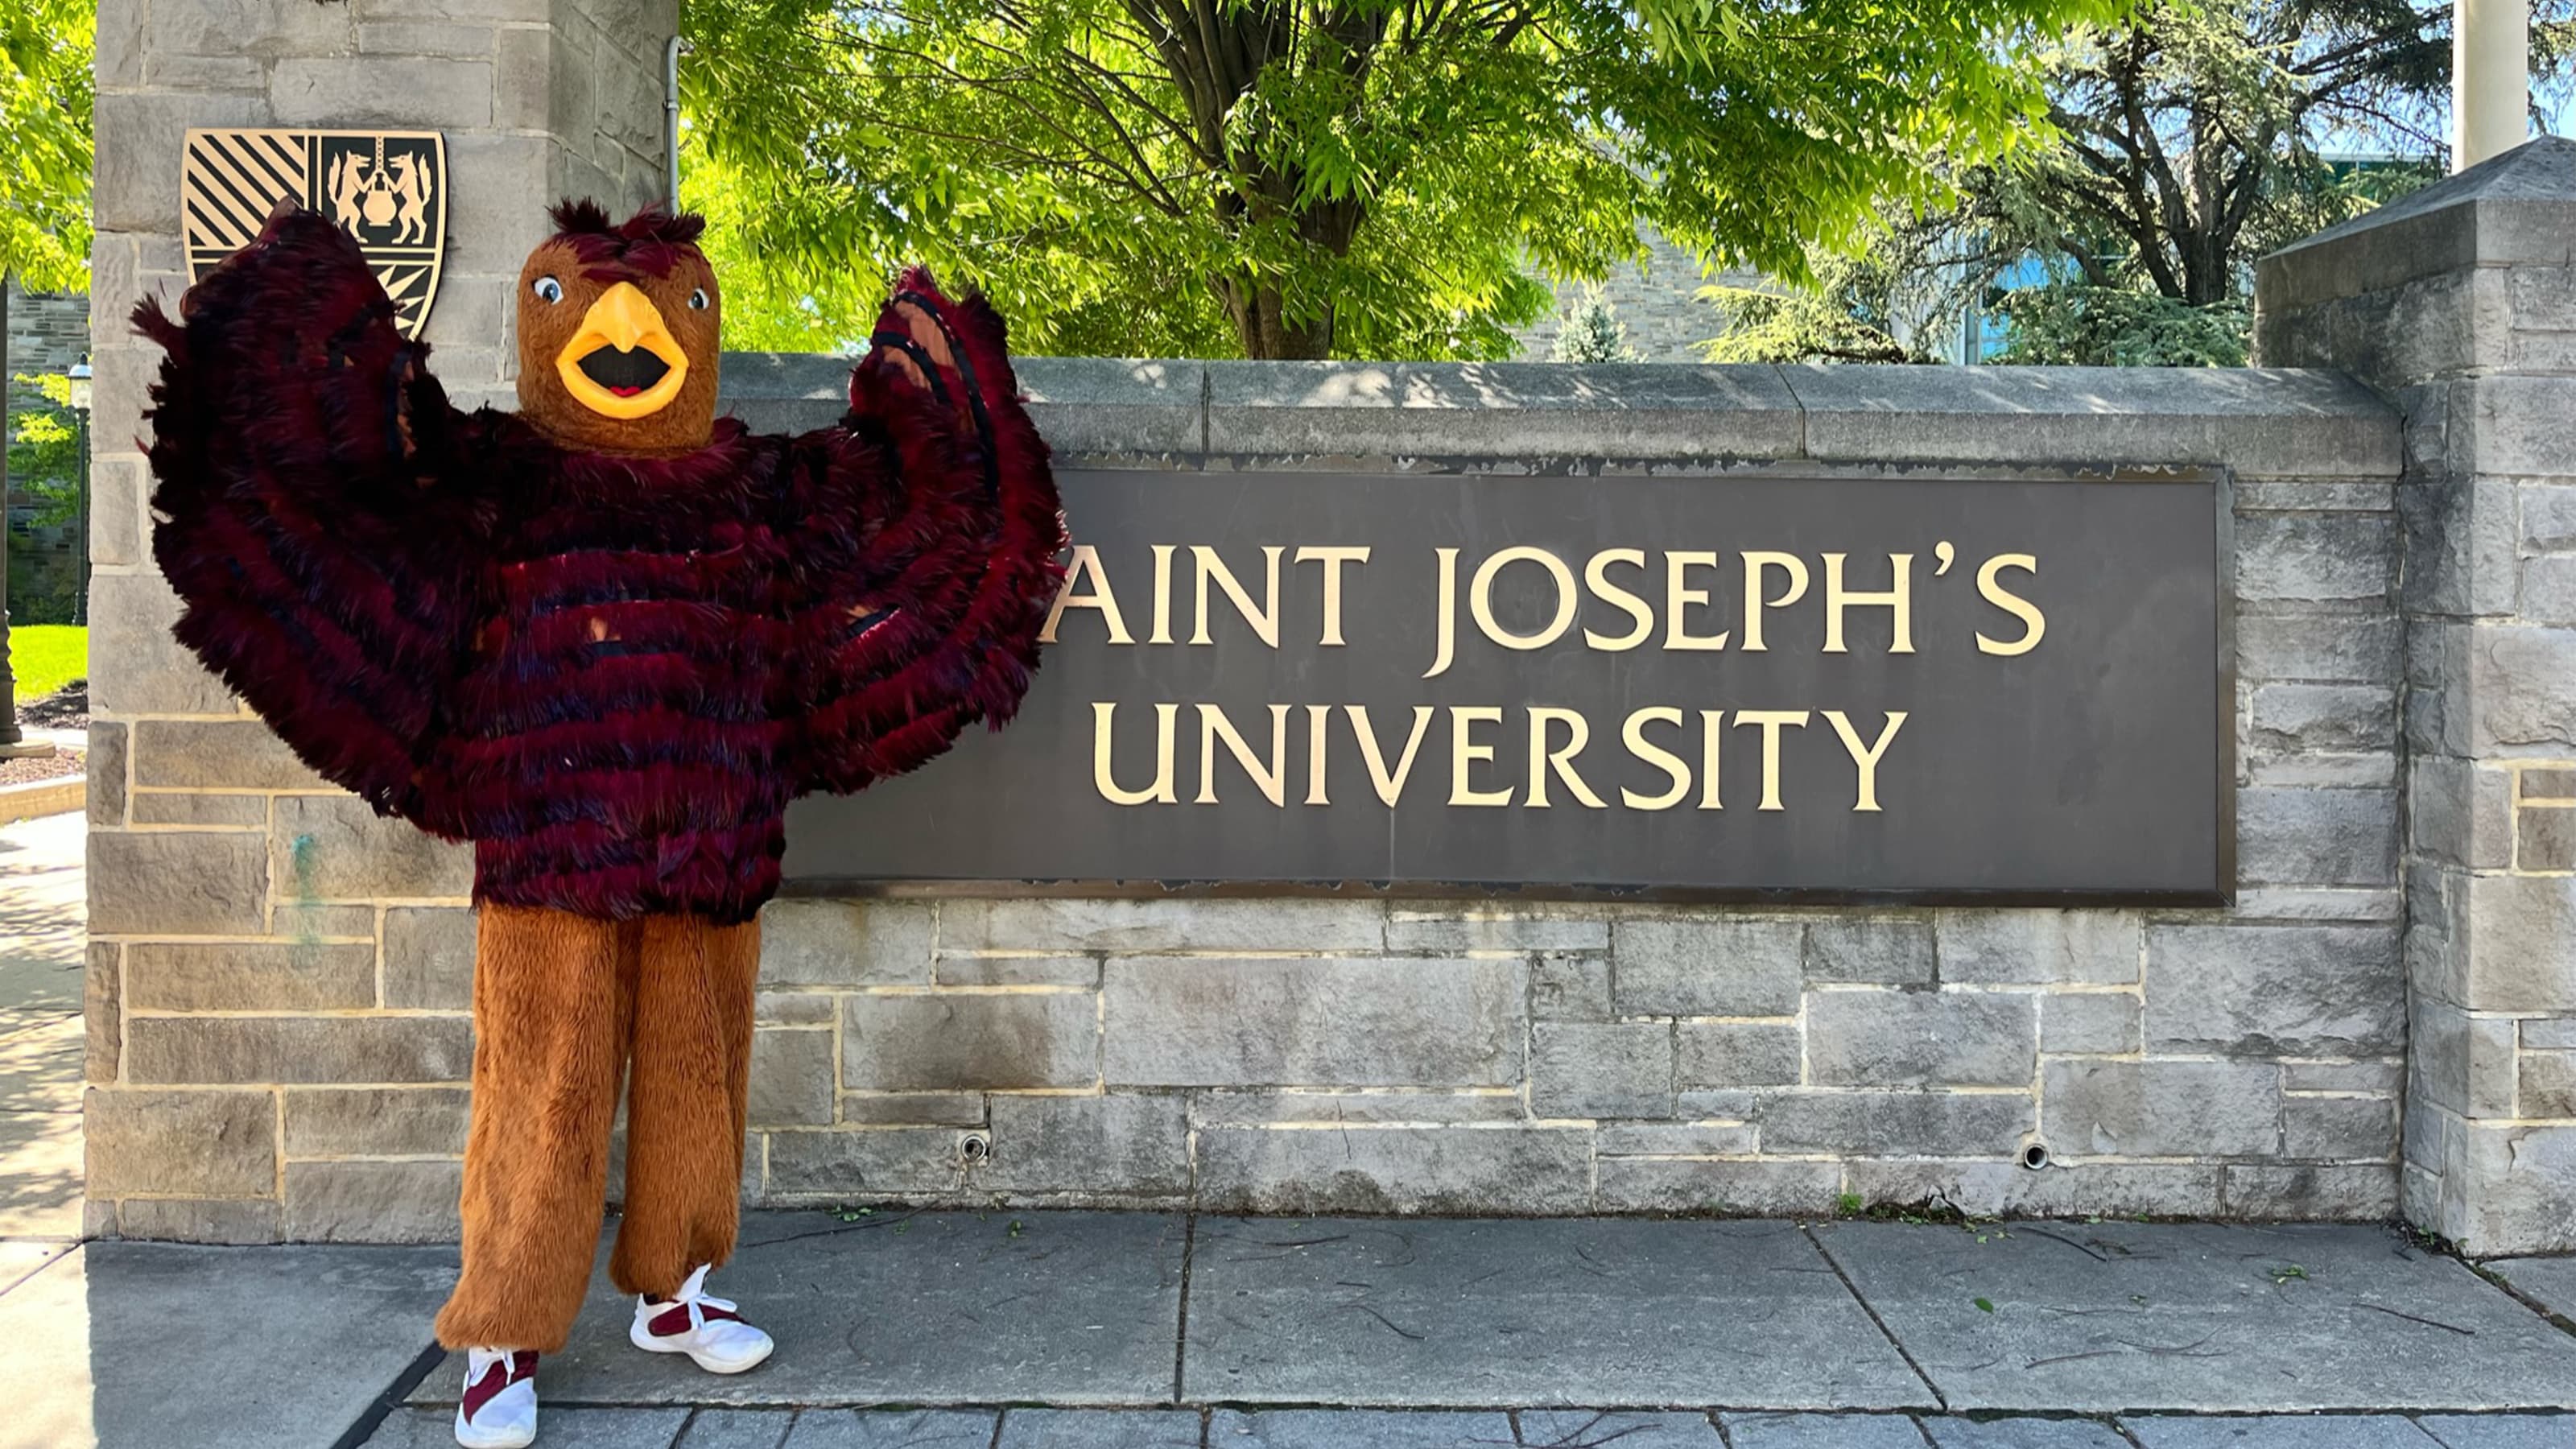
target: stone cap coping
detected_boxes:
[2258,136,2576,311]
[719,353,2398,479]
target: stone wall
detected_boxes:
[1507,227,1758,363]
[81,0,676,1241]
[2258,138,2576,1254]
[86,355,2419,1240]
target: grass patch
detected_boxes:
[6,625,85,701]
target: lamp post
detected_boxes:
[2454,0,2530,170]
[68,363,89,629]
[1,281,20,750]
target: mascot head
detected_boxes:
[514,200,721,455]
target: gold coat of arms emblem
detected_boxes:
[183,129,448,339]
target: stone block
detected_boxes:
[2410,999,2518,1117]
[1807,990,2035,1088]
[283,1161,462,1243]
[2237,787,2398,886]
[2412,756,2516,869]
[2219,1164,2397,1219]
[758,900,932,986]
[2283,1095,2398,1160]
[2528,485,2576,553]
[753,990,836,1026]
[2235,514,2396,604]
[2248,685,2397,753]
[272,795,473,900]
[1937,911,2139,985]
[2523,1051,2576,1118]
[1194,1123,1594,1214]
[2231,887,2403,923]
[283,1088,471,1158]
[85,1087,275,1197]
[89,457,142,568]
[2236,613,2400,685]
[2040,992,2141,1055]
[1674,1022,1802,1088]
[2524,556,2576,625]
[1384,914,1609,952]
[1187,1090,1523,1126]
[1756,1091,2033,1156]
[935,955,1100,988]
[126,1016,473,1086]
[2453,375,2576,477]
[1804,917,1936,985]
[91,89,272,233]
[1530,1022,1674,1120]
[356,19,504,56]
[1592,1122,1760,1155]
[2285,1059,2404,1093]
[2520,806,2576,871]
[2144,924,2404,1057]
[86,721,126,828]
[87,570,236,716]
[116,1197,284,1245]
[764,1128,977,1197]
[125,941,376,1012]
[748,1029,834,1126]
[2401,473,2521,617]
[85,942,120,1084]
[939,898,1384,953]
[2042,1060,2282,1158]
[1101,956,1521,1087]
[1843,1160,2223,1220]
[86,830,266,935]
[132,720,326,791]
[272,58,493,129]
[837,1093,989,1126]
[2462,874,2576,1013]
[841,991,1097,1093]
[383,906,476,1010]
[1594,1158,1840,1214]
[2467,625,2576,753]
[982,1093,1191,1195]
[1613,919,1803,1015]
[2528,766,2576,801]
[1206,360,1802,461]
[129,795,270,828]
[1530,953,1614,1019]
[2446,1121,2576,1254]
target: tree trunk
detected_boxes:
[1217,276,1335,359]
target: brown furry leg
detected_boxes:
[608,914,759,1298]
[433,905,638,1352]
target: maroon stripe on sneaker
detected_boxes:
[461,1352,536,1422]
[646,1302,694,1336]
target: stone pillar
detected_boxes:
[2256,137,2576,1254]
[85,0,678,1241]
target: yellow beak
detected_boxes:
[554,282,691,419]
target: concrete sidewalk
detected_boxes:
[0,1209,2568,1449]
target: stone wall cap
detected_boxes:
[2258,137,2576,308]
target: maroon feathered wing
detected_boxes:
[780,269,1069,797]
[134,208,496,829]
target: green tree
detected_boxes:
[1548,286,1636,363]
[0,0,94,733]
[683,0,2121,360]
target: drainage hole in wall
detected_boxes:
[957,1132,990,1165]
[2021,1141,2052,1171]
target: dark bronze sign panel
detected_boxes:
[786,466,2231,902]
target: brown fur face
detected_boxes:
[513,205,723,456]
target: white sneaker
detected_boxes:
[453,1348,537,1449]
[629,1264,774,1374]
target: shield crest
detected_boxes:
[184,129,448,340]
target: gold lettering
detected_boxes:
[1149,544,1176,644]
[1092,701,1176,804]
[1527,707,1608,809]
[1191,545,1285,648]
[1740,551,1810,652]
[1821,709,1908,812]
[1975,553,2046,656]
[1699,708,1725,810]
[1823,552,1914,654]
[1471,546,1579,650]
[1583,548,1653,651]
[1348,705,1436,807]
[1733,709,1810,811]
[1296,546,1371,646]
[1304,704,1331,806]
[1042,545,1133,645]
[1448,706,1512,807]
[1196,702,1290,806]
[1665,551,1730,650]
[1620,706,1690,811]
[1426,547,1459,679]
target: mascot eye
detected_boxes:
[688,288,710,311]
[533,276,564,304]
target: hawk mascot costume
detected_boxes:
[137,201,1066,1449]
